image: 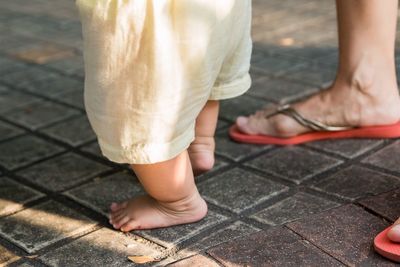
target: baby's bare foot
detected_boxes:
[188,136,215,176]
[109,193,207,231]
[387,218,400,242]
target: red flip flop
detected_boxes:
[229,104,400,145]
[374,226,400,263]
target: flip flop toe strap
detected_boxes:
[265,104,354,132]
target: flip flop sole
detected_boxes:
[374,227,400,263]
[229,122,400,145]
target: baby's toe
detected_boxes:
[121,220,140,232]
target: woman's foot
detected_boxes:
[236,66,400,138]
[109,193,207,231]
[387,218,400,242]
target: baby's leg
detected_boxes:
[188,100,219,176]
[109,150,207,231]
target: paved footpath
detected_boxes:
[1,0,400,266]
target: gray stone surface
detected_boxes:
[0,135,65,170]
[0,244,19,265]
[40,115,96,146]
[0,86,39,114]
[251,192,340,225]
[65,171,143,216]
[56,89,84,109]
[3,100,80,130]
[182,221,260,256]
[306,139,384,159]
[245,146,342,184]
[215,132,271,161]
[0,121,25,141]
[287,205,390,266]
[79,141,104,158]
[312,165,400,201]
[251,53,304,76]
[137,211,228,248]
[0,200,97,253]
[16,152,111,192]
[45,56,85,78]
[0,57,27,76]
[0,176,44,217]
[168,255,220,267]
[358,188,400,222]
[363,141,400,174]
[247,76,319,103]
[284,62,337,87]
[198,168,288,213]
[208,226,343,267]
[40,228,163,267]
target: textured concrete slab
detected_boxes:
[168,255,220,267]
[40,116,96,146]
[40,228,164,267]
[0,87,39,114]
[219,95,270,122]
[312,165,400,201]
[0,200,97,253]
[0,176,44,217]
[208,226,343,267]
[16,152,111,192]
[0,121,25,141]
[287,205,390,266]
[0,244,19,265]
[198,168,289,213]
[0,135,65,170]
[358,189,400,221]
[251,192,340,225]
[363,141,400,174]
[245,146,342,184]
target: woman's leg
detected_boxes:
[236,0,400,137]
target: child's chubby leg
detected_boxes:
[109,150,207,231]
[188,100,219,176]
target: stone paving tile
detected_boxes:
[40,228,164,267]
[10,43,75,64]
[0,244,19,265]
[181,221,260,257]
[40,115,96,146]
[0,200,97,253]
[216,119,229,130]
[251,192,340,226]
[45,56,85,78]
[215,132,271,162]
[0,57,27,76]
[306,139,384,159]
[0,121,25,141]
[219,95,269,122]
[251,53,304,76]
[0,176,44,217]
[16,152,111,192]
[287,204,390,266]
[208,226,343,267]
[0,86,39,114]
[79,141,104,158]
[0,67,82,97]
[245,146,342,184]
[198,168,289,213]
[247,76,319,103]
[313,165,400,201]
[64,171,142,217]
[168,255,220,267]
[358,188,400,221]
[362,141,400,174]
[283,62,337,87]
[55,89,84,109]
[137,210,228,248]
[0,135,65,170]
[3,100,80,130]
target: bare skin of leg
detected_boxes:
[109,151,207,231]
[188,100,219,176]
[236,0,400,138]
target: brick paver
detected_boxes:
[1,0,400,266]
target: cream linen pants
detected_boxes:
[77,0,252,164]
